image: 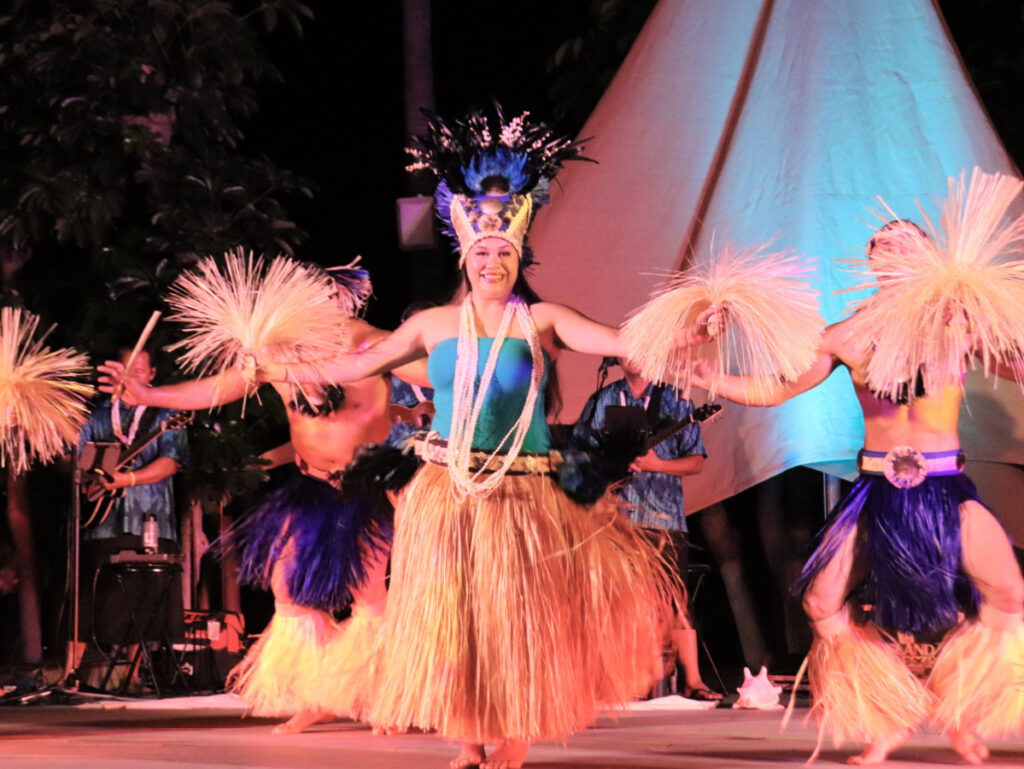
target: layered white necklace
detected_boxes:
[446,294,544,501]
[111,401,146,446]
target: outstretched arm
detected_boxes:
[696,343,839,406]
[97,363,253,410]
[537,302,721,359]
[392,357,432,388]
[978,347,1024,386]
[253,311,433,385]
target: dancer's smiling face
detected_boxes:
[465,237,520,299]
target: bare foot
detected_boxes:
[847,730,911,765]
[480,738,529,769]
[371,724,408,736]
[271,709,334,734]
[948,728,989,765]
[450,743,485,769]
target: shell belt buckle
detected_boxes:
[883,446,928,489]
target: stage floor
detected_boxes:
[3,695,1024,768]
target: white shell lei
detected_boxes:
[445,294,544,501]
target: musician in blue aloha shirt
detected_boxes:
[77,344,188,651]
[572,357,719,700]
[80,345,188,544]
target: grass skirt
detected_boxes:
[305,606,384,720]
[794,473,980,634]
[805,621,931,748]
[368,463,676,743]
[215,469,392,612]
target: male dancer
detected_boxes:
[696,221,1024,764]
[100,315,429,733]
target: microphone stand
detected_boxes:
[62,445,84,688]
[3,445,112,704]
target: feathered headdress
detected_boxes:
[405,106,591,265]
[165,248,358,402]
[308,256,373,318]
[0,307,94,473]
[841,167,1024,400]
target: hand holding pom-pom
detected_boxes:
[622,243,821,400]
[691,358,713,391]
[238,353,258,385]
[696,304,726,343]
[238,352,288,384]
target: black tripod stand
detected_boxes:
[3,443,120,704]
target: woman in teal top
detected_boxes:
[253,234,715,768]
[250,111,711,769]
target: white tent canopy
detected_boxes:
[530,0,1024,513]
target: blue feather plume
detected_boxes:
[463,150,533,193]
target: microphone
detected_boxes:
[597,357,619,390]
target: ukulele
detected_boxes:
[643,402,722,451]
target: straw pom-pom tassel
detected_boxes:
[843,168,1024,401]
[227,607,340,716]
[622,243,822,402]
[0,307,93,473]
[307,606,384,721]
[806,622,930,749]
[166,248,353,400]
[928,607,1024,739]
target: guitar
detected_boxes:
[643,402,722,452]
[81,411,193,529]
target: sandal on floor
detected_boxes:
[683,687,723,701]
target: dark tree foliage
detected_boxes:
[0,0,312,341]
[546,0,658,136]
[0,0,312,509]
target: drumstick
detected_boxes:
[112,311,161,403]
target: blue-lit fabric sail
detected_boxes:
[528,0,1024,511]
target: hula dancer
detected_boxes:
[100,253,427,733]
[249,109,817,768]
[692,170,1024,764]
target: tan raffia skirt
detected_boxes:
[368,462,677,743]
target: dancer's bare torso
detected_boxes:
[276,375,392,475]
[825,318,963,453]
[274,317,427,475]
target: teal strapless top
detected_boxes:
[427,338,551,453]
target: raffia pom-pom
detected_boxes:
[806,623,930,748]
[622,243,822,402]
[166,248,353,393]
[842,168,1024,401]
[928,614,1024,738]
[0,307,94,473]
